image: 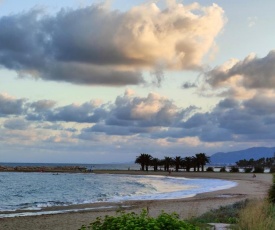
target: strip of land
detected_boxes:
[0,165,90,173]
[0,171,272,230]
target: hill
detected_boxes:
[210,147,275,165]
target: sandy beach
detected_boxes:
[0,171,272,230]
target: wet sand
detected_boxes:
[0,171,272,230]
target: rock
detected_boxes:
[208,223,233,230]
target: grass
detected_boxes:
[188,200,247,228]
[189,199,275,229]
[234,199,275,230]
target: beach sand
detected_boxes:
[0,171,272,230]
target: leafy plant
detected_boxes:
[220,167,227,172]
[190,200,248,225]
[206,167,214,172]
[253,166,264,173]
[268,174,275,204]
[230,166,239,173]
[244,168,253,173]
[79,209,199,230]
[270,167,275,173]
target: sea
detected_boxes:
[0,163,237,218]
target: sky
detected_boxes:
[1,0,275,163]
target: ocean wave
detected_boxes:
[0,172,237,215]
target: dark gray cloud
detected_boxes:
[0,93,106,124]
[0,9,46,70]
[104,93,196,128]
[41,63,143,86]
[0,2,225,86]
[46,102,107,123]
[81,93,199,137]
[30,100,56,112]
[4,90,275,144]
[4,118,29,130]
[83,124,148,136]
[27,101,107,123]
[35,123,77,132]
[243,95,275,115]
[215,98,239,110]
[206,50,275,89]
[0,94,25,116]
[182,113,209,128]
[149,94,275,143]
[182,82,197,89]
[0,7,144,86]
[187,96,275,141]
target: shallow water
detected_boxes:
[0,172,237,217]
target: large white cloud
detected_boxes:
[0,2,225,85]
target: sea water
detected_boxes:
[0,171,237,218]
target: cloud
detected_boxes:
[247,16,258,28]
[189,96,275,141]
[107,92,196,127]
[4,89,275,146]
[0,2,225,86]
[151,91,275,143]
[27,100,107,123]
[3,89,275,160]
[182,82,197,89]
[206,50,275,90]
[82,91,199,136]
[3,118,29,130]
[0,93,25,116]
[30,100,56,112]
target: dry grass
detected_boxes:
[235,199,275,230]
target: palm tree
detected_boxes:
[135,153,153,171]
[151,158,160,171]
[195,153,210,171]
[191,156,198,172]
[182,156,193,172]
[163,156,173,172]
[173,156,183,172]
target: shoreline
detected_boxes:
[0,171,272,230]
[0,165,91,173]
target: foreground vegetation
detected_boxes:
[190,200,247,226]
[79,209,199,230]
[79,174,275,229]
[196,174,275,229]
[191,199,275,230]
[235,199,275,230]
[79,199,275,230]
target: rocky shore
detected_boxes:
[0,165,91,173]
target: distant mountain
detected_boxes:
[210,147,275,165]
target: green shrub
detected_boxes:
[190,200,247,225]
[230,166,239,173]
[79,209,199,230]
[237,199,275,230]
[244,168,253,173]
[206,167,214,172]
[220,167,227,172]
[268,174,275,204]
[270,167,275,173]
[253,167,264,173]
